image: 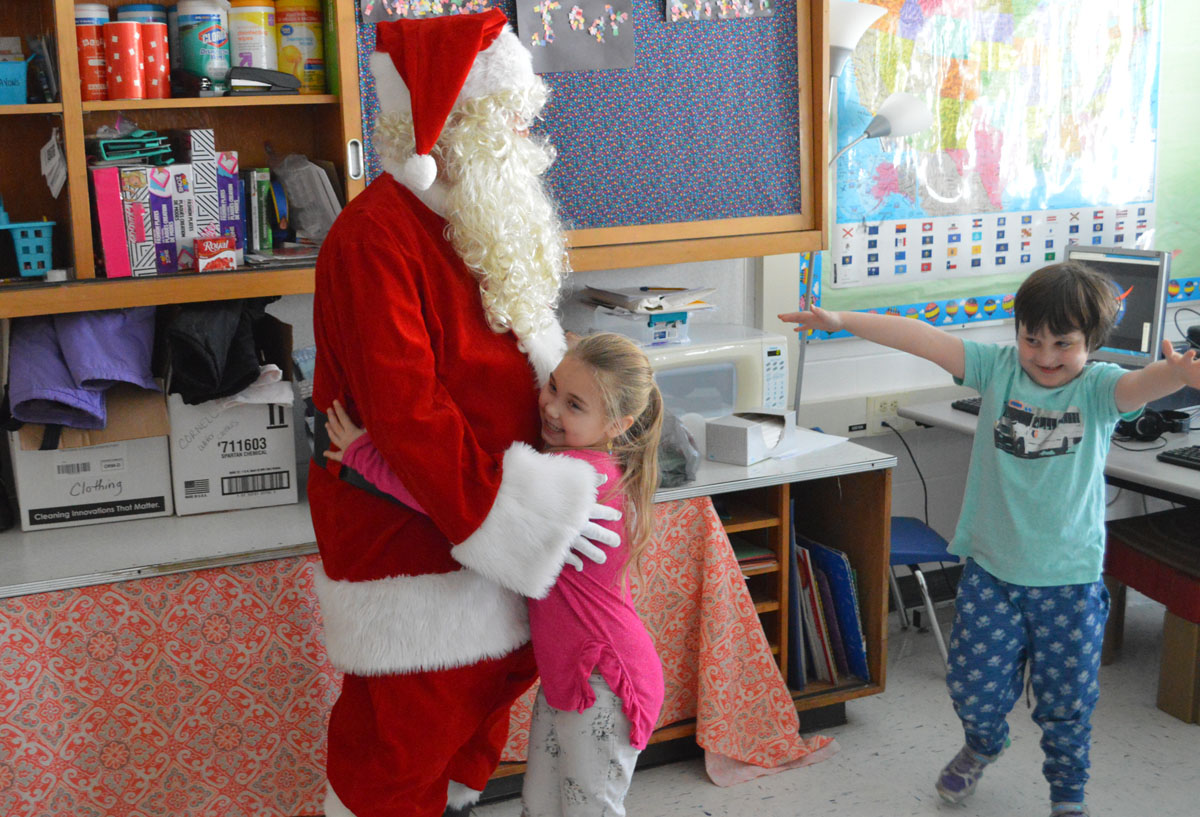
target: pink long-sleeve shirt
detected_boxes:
[340,436,665,749]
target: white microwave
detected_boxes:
[642,324,789,419]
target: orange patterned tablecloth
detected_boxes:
[0,497,832,817]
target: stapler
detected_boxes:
[227,67,302,95]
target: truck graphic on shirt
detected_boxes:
[992,400,1083,458]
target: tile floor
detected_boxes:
[475,591,1199,817]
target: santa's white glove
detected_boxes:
[563,471,622,571]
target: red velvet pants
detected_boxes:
[327,644,537,817]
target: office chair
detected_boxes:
[890,516,959,669]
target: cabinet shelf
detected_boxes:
[82,95,340,113]
[0,103,62,116]
[0,267,316,318]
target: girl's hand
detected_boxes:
[777,305,844,334]
[1163,339,1200,389]
[324,399,366,463]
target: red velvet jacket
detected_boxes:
[309,175,596,675]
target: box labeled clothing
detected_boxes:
[706,408,800,466]
[7,385,174,531]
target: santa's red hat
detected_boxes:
[371,9,537,191]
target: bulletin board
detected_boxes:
[354,0,825,266]
[803,0,1197,340]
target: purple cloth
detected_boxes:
[9,307,158,429]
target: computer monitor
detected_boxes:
[1063,245,1171,369]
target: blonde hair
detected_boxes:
[567,333,664,574]
[373,87,567,341]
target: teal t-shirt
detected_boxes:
[950,340,1137,586]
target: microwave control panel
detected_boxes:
[763,343,787,408]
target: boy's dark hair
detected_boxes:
[1012,262,1119,351]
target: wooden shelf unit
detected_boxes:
[0,0,364,302]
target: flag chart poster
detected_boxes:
[830,0,1161,291]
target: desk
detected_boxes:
[0,441,894,817]
[897,400,1200,505]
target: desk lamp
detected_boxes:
[793,2,887,416]
[830,92,934,165]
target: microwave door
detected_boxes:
[656,362,737,419]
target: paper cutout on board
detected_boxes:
[360,0,497,22]
[665,0,774,22]
[517,0,634,73]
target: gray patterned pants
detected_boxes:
[520,674,640,817]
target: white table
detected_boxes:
[898,401,1200,505]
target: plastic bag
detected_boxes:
[272,154,342,241]
[658,410,700,488]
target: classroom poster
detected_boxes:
[830,0,1162,290]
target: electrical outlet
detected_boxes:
[865,392,917,433]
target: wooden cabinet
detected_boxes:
[0,0,364,319]
[720,468,892,711]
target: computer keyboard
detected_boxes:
[951,396,982,415]
[1157,445,1200,471]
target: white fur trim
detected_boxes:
[313,565,529,675]
[451,442,597,599]
[324,783,356,817]
[447,781,483,809]
[517,320,566,387]
[405,153,437,190]
[369,50,410,117]
[461,28,537,102]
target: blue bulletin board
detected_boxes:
[355,1,806,230]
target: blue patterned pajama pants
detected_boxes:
[946,559,1109,804]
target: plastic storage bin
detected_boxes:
[0,58,29,105]
[0,199,54,277]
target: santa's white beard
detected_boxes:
[440,116,567,339]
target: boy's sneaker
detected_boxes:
[1050,803,1090,816]
[935,740,1005,804]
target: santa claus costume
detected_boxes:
[309,11,605,817]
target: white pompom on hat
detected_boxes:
[370,9,537,191]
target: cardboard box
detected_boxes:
[118,166,157,276]
[216,151,244,263]
[706,408,801,466]
[8,385,174,531]
[167,316,297,515]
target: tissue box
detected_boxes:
[7,385,174,531]
[705,408,800,466]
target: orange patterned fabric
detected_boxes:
[502,497,836,770]
[0,558,337,817]
[0,497,831,817]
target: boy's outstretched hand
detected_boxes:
[1162,339,1200,389]
[778,305,844,334]
[324,399,366,464]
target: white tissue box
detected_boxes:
[705,408,800,466]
